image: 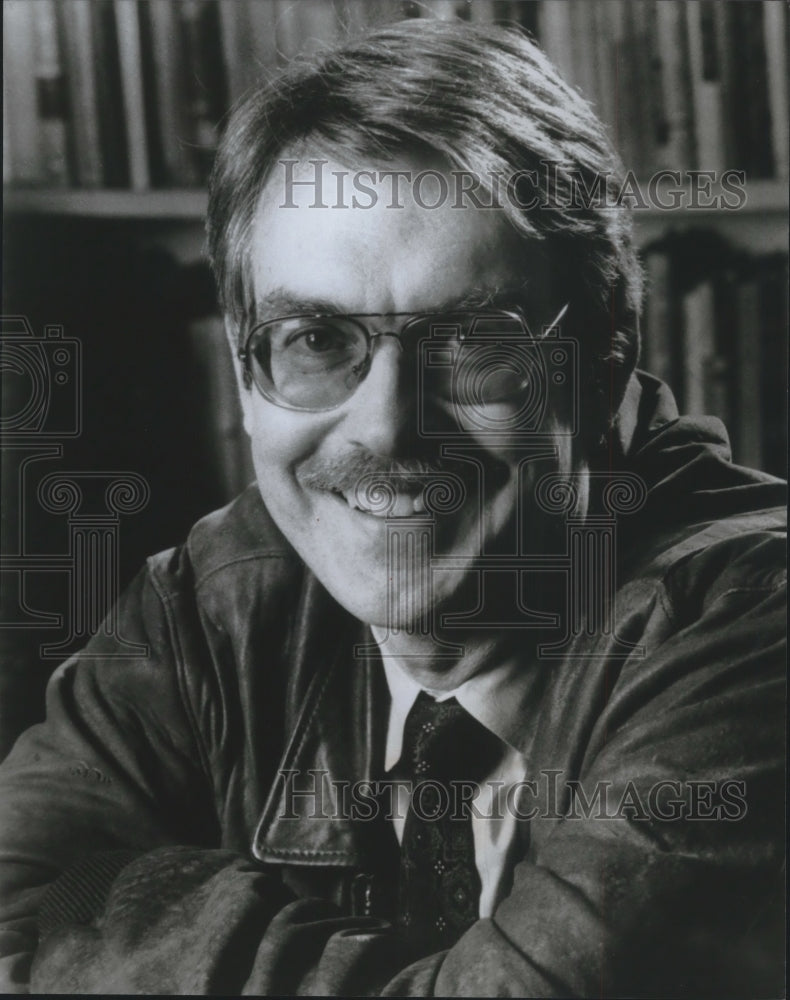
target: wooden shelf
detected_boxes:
[4,179,788,250]
[4,187,208,219]
[632,179,789,252]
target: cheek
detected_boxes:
[248,399,332,508]
[245,403,320,500]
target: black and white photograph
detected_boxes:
[1,1,787,995]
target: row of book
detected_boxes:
[4,1,788,191]
[4,0,226,189]
[539,0,789,180]
[641,235,787,477]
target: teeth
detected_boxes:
[338,488,425,517]
[389,493,417,517]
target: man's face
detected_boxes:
[239,152,569,628]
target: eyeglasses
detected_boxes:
[238,304,569,412]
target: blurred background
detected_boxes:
[2,0,788,753]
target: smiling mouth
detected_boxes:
[325,487,428,518]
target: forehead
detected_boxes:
[250,150,534,314]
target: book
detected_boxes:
[91,0,130,187]
[218,1,268,108]
[734,275,763,470]
[640,1,670,169]
[709,263,738,432]
[763,0,789,179]
[600,0,644,175]
[3,0,42,184]
[114,0,150,191]
[758,256,789,476]
[589,0,617,144]
[2,94,10,183]
[627,0,660,176]
[467,2,497,25]
[686,0,725,174]
[177,0,228,183]
[537,0,575,93]
[243,0,282,75]
[31,0,70,186]
[338,1,406,32]
[568,0,600,112]
[723,1,774,178]
[144,0,199,186]
[681,278,716,416]
[423,1,464,20]
[509,1,539,35]
[56,0,104,188]
[137,0,166,186]
[273,1,303,60]
[642,248,674,386]
[653,0,695,171]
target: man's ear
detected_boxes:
[224,317,253,438]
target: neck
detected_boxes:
[370,625,519,692]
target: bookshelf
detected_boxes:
[3,187,208,219]
[6,180,789,250]
[3,0,789,508]
[632,181,789,254]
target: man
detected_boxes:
[0,19,785,997]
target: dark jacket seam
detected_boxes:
[255,666,338,853]
[147,569,214,788]
[707,582,786,603]
[287,666,337,776]
[193,550,293,590]
[656,580,678,628]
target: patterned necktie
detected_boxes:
[397,691,502,952]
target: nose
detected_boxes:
[339,336,416,457]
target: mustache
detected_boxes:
[297,450,475,493]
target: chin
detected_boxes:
[322,557,481,640]
[319,568,433,631]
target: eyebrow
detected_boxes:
[255,281,532,319]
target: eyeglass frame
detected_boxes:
[237,302,570,412]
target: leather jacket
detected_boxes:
[0,375,785,996]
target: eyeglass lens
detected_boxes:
[246,313,545,411]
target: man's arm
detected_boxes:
[0,558,262,991]
[0,555,416,995]
[424,578,785,998]
[6,557,785,995]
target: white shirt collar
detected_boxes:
[375,631,535,772]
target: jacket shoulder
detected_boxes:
[143,485,304,618]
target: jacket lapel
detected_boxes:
[253,615,393,870]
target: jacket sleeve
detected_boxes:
[0,561,227,991]
[5,556,786,995]
[420,578,786,998]
[0,557,415,996]
[235,569,784,997]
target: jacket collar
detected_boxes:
[253,619,394,869]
